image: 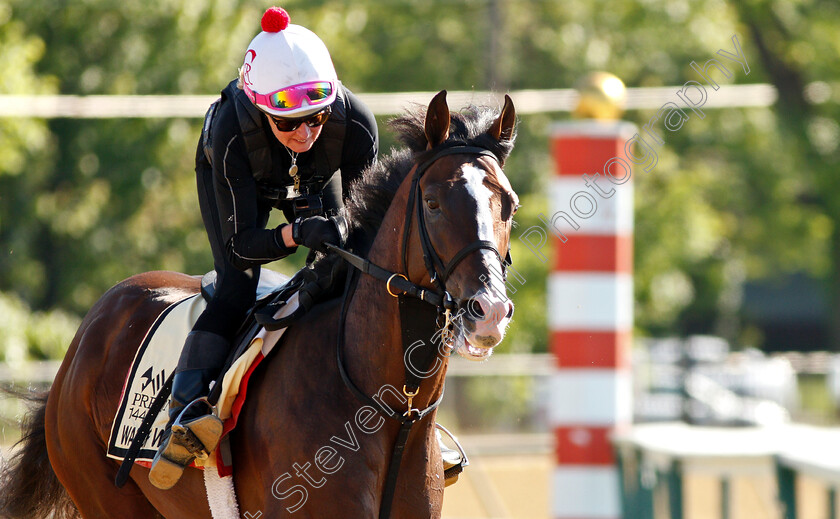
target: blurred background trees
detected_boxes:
[1,0,838,360]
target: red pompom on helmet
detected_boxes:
[261,7,290,32]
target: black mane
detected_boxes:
[343,104,516,255]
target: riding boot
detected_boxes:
[148,331,230,490]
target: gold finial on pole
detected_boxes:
[573,71,627,120]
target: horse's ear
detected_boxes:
[489,94,516,142]
[424,90,450,149]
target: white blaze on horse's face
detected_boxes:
[455,162,515,361]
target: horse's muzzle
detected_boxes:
[457,289,514,357]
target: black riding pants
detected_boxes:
[191,152,263,343]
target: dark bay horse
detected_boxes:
[0,90,518,518]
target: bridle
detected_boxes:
[401,144,511,298]
[331,142,512,311]
[330,143,510,519]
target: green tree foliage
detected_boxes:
[0,1,55,306]
[727,0,840,346]
[0,291,79,361]
[2,1,261,315]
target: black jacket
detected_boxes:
[199,81,378,270]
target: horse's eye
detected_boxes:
[501,196,519,221]
[425,198,440,210]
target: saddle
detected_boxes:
[112,255,346,485]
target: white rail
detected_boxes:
[0,84,780,118]
[0,361,61,384]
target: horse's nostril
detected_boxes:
[466,298,485,320]
[506,303,514,319]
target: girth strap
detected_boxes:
[379,420,415,519]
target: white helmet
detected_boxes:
[241,7,338,117]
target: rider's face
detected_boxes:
[268,119,323,154]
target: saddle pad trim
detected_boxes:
[215,349,266,477]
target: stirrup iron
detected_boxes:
[437,423,469,481]
[171,397,219,460]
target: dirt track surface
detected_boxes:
[3,443,830,518]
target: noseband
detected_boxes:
[330,144,511,519]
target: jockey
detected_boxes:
[148,7,378,489]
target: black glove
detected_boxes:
[292,215,342,253]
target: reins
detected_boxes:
[332,144,504,519]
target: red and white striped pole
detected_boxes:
[547,118,635,519]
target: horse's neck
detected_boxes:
[343,187,448,411]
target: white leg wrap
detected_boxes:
[203,468,240,519]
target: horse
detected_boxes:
[0,90,519,519]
